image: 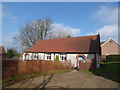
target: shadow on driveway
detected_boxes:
[32,74,53,89]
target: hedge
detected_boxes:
[106,55,120,62]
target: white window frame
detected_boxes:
[60,53,66,61]
[33,53,38,60]
[46,53,51,60]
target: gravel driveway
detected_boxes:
[4,70,119,88]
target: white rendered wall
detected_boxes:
[38,53,44,60]
[96,53,100,68]
[51,53,54,61]
[44,53,48,60]
[85,54,94,60]
[22,53,25,60]
[22,53,33,60]
[23,52,98,68]
[67,54,78,67]
[29,53,33,60]
[67,54,95,67]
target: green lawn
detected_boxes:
[81,62,120,83]
[93,62,120,73]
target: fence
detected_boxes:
[2,60,71,80]
[79,59,96,70]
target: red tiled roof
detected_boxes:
[26,35,101,54]
[0,46,6,55]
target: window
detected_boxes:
[78,56,84,61]
[25,54,29,60]
[60,53,66,60]
[33,53,38,60]
[46,53,51,60]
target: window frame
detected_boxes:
[25,54,29,60]
[46,53,51,60]
[60,53,66,61]
[33,53,38,60]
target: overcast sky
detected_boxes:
[1,2,118,51]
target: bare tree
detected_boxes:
[47,30,72,39]
[14,17,73,51]
[14,17,53,49]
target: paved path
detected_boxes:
[5,70,119,88]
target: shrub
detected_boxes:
[54,55,59,62]
[100,58,107,62]
[106,55,120,62]
[6,49,16,58]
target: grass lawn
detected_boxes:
[93,62,120,73]
[80,62,120,83]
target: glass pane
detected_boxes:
[46,53,51,55]
[62,57,64,60]
[78,56,84,60]
[65,57,66,60]
[26,55,29,60]
[60,53,66,55]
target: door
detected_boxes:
[76,54,86,69]
[77,56,84,68]
[25,54,29,60]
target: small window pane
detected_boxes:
[26,55,29,60]
[78,56,84,60]
[60,53,66,60]
[46,53,51,60]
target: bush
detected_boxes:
[54,55,59,62]
[100,58,107,62]
[106,55,120,62]
[6,49,16,58]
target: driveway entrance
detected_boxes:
[5,70,119,88]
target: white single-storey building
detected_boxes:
[23,34,101,70]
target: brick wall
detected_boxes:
[101,39,120,55]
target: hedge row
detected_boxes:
[101,55,120,62]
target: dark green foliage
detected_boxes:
[92,62,120,73]
[106,55,120,62]
[100,55,120,62]
[6,49,16,58]
[54,55,59,62]
[15,53,22,58]
[6,48,21,58]
[93,62,120,83]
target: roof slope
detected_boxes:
[26,35,101,54]
[101,38,120,47]
[0,46,6,54]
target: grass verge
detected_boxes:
[80,62,120,83]
[92,62,120,73]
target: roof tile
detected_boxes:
[26,35,101,54]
